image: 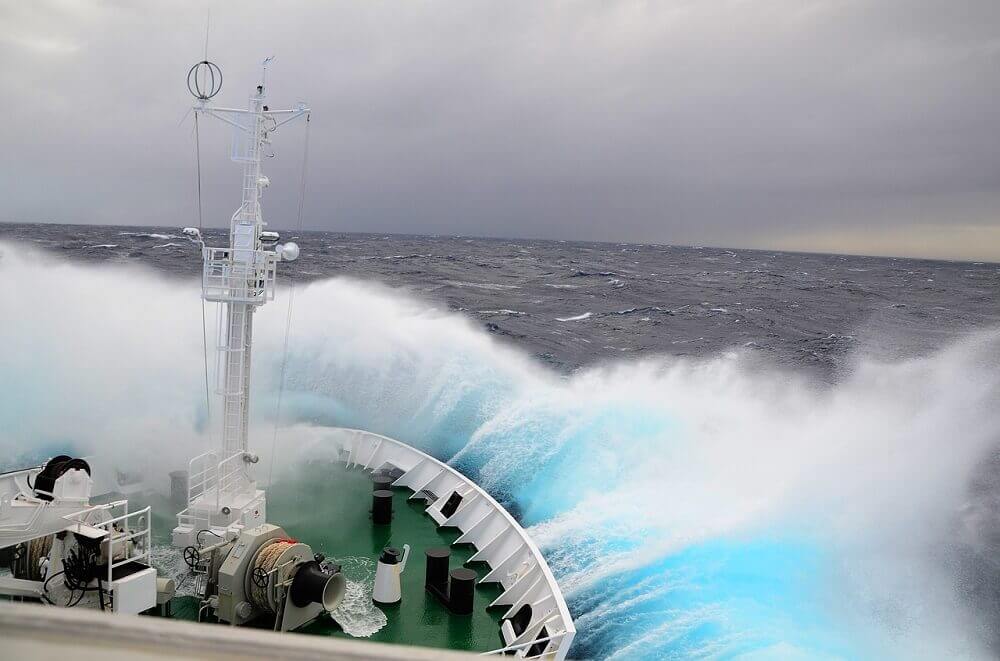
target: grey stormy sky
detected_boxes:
[1,1,999,260]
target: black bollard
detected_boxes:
[373,475,392,492]
[448,568,476,615]
[372,489,393,525]
[424,546,450,597]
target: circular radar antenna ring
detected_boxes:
[187,60,222,100]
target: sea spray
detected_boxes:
[2,242,998,658]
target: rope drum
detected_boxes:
[248,539,296,612]
[12,535,53,581]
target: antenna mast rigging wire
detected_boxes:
[268,113,311,487]
[195,11,213,445]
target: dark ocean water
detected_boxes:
[4,221,1000,377]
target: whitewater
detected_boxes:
[2,240,999,659]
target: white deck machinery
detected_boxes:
[0,457,160,614]
[171,59,345,631]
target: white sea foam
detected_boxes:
[556,312,592,322]
[119,232,180,240]
[149,545,202,598]
[328,555,387,637]
[445,280,521,291]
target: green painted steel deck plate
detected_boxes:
[150,460,505,653]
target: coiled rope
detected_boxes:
[248,539,297,612]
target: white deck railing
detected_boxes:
[201,246,277,305]
[179,450,252,532]
[216,451,249,497]
[187,452,217,502]
[63,500,151,585]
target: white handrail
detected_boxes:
[102,505,151,585]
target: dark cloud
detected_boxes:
[1,1,998,259]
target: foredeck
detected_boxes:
[148,461,505,653]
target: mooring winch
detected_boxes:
[183,523,345,631]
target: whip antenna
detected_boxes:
[268,112,312,486]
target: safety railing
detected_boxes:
[102,506,152,586]
[187,452,219,504]
[175,507,209,534]
[216,451,249,499]
[176,452,218,533]
[201,247,277,304]
[63,500,152,585]
[179,451,250,525]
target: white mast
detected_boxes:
[173,59,309,547]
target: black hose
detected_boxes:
[62,543,99,592]
[196,529,223,546]
[67,586,86,608]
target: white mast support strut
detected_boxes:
[173,61,309,547]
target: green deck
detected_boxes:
[147,461,505,653]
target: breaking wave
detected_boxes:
[2,242,999,659]
[118,232,181,240]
